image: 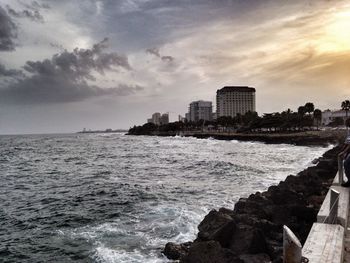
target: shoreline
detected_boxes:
[162,144,343,263]
[127,130,345,147]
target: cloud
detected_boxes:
[6,5,44,23]
[161,55,174,62]
[0,5,17,51]
[0,38,140,104]
[112,84,144,96]
[18,0,50,10]
[146,47,160,57]
[0,63,23,77]
[146,47,175,63]
[30,1,50,10]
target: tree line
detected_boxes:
[128,101,350,134]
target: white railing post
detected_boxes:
[327,189,339,224]
[283,225,302,263]
[338,156,344,184]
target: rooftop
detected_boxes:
[217,86,256,93]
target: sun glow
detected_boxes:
[318,8,350,52]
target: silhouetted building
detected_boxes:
[216,86,256,118]
[188,100,213,122]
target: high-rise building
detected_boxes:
[216,86,256,118]
[188,100,213,122]
[152,112,161,125]
[147,112,169,125]
[160,113,169,125]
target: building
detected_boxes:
[322,109,349,126]
[152,112,161,125]
[216,86,256,118]
[160,113,169,125]
[178,115,186,122]
[188,100,213,122]
[147,112,169,125]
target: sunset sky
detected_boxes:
[1,0,350,134]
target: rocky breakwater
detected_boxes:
[163,145,342,263]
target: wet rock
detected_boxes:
[197,210,233,241]
[182,241,243,263]
[163,242,192,260]
[163,145,341,262]
[239,253,271,263]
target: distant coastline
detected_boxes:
[77,129,128,134]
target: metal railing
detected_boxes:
[338,156,344,185]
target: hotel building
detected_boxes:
[147,112,169,125]
[188,100,213,122]
[216,86,256,118]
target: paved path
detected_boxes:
[343,195,350,263]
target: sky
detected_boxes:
[0,0,350,134]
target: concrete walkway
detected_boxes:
[344,205,350,262]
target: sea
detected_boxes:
[0,133,332,263]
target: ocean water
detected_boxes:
[0,133,332,262]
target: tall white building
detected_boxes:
[216,86,256,118]
[188,100,213,122]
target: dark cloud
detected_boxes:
[6,5,44,23]
[161,56,174,62]
[0,6,17,51]
[31,1,51,10]
[0,63,23,78]
[146,47,161,57]
[50,42,65,51]
[18,0,51,10]
[146,47,174,63]
[0,38,139,104]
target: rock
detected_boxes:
[228,226,270,255]
[197,210,233,241]
[210,220,237,248]
[163,242,192,260]
[163,145,341,263]
[182,241,243,263]
[239,253,271,263]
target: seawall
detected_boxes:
[162,144,342,263]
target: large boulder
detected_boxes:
[182,241,243,263]
[197,209,233,241]
[162,242,192,260]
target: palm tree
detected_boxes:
[341,100,350,132]
[298,106,306,116]
[304,102,315,115]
